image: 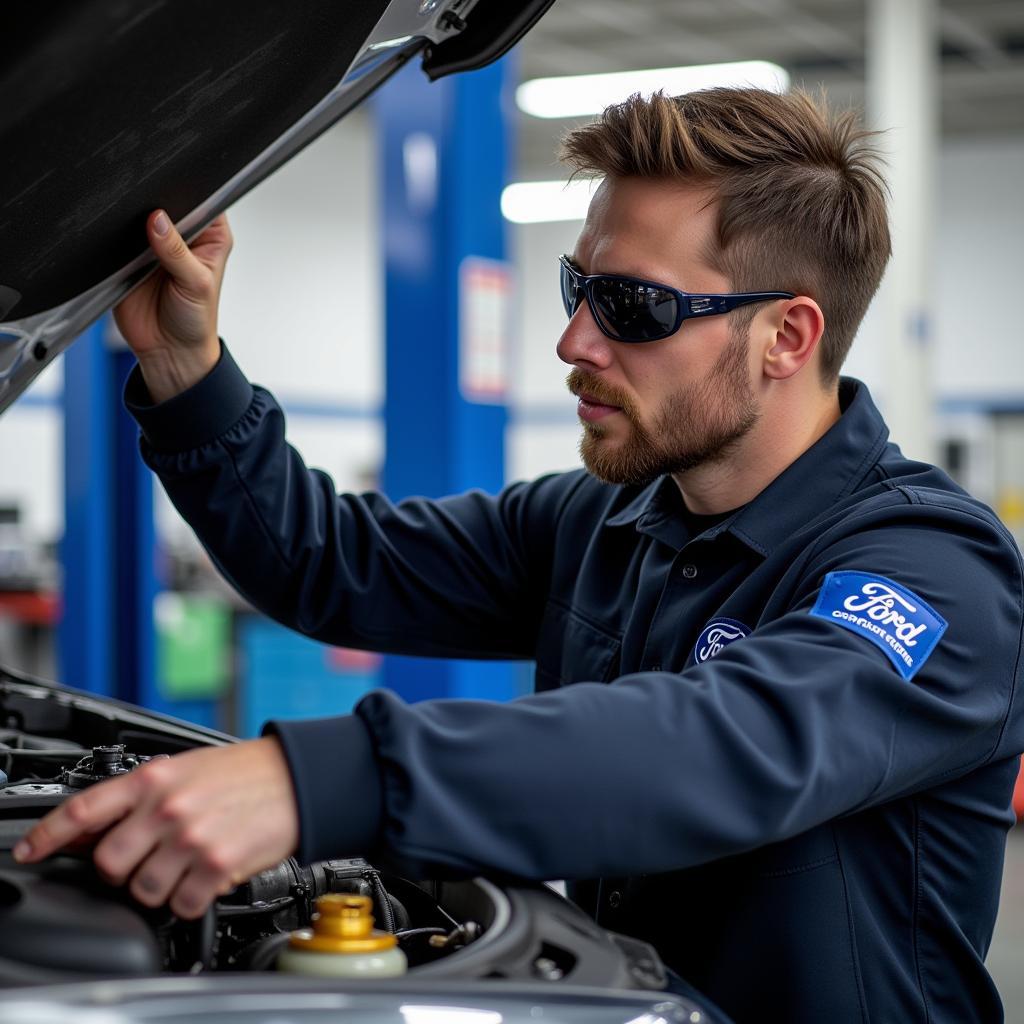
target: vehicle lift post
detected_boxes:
[375,54,523,703]
[60,321,218,727]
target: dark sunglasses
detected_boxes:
[559,255,795,343]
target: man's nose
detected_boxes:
[556,303,615,369]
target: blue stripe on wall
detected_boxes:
[12,391,61,409]
[937,396,1024,416]
[276,396,381,421]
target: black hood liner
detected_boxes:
[0,1,391,320]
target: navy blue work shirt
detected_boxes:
[126,344,1024,1023]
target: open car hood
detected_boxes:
[0,0,555,414]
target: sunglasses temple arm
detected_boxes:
[718,292,795,313]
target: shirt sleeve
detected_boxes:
[125,342,570,658]
[270,497,1024,877]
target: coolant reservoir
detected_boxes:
[277,893,407,978]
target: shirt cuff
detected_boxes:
[123,340,255,453]
[261,714,383,866]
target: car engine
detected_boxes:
[0,666,668,991]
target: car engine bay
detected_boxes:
[0,666,668,992]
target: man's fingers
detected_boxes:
[128,842,192,909]
[14,774,139,862]
[168,860,237,920]
[190,214,233,268]
[13,739,298,925]
[92,808,163,886]
[146,209,218,297]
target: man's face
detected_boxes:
[557,177,760,487]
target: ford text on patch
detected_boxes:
[695,618,752,663]
[810,571,947,680]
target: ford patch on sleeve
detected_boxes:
[809,570,947,680]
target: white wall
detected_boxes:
[506,217,589,482]
[933,138,1024,402]
[219,110,381,409]
[0,361,63,543]
[2,127,1023,546]
[841,137,1024,419]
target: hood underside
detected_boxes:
[0,0,554,414]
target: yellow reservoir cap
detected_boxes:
[288,893,398,954]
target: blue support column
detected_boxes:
[61,324,217,726]
[110,350,218,728]
[375,56,523,703]
[60,320,115,696]
[62,325,156,707]
[111,348,157,708]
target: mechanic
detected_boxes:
[16,87,1024,1022]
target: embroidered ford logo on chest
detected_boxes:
[694,618,752,663]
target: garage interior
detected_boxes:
[0,0,1023,1015]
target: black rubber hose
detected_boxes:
[367,870,396,933]
[245,932,292,972]
[196,905,216,971]
[387,893,411,931]
[395,926,447,939]
[216,895,296,917]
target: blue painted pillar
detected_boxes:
[60,325,156,706]
[61,325,217,726]
[111,348,158,709]
[110,349,217,728]
[375,55,520,703]
[60,320,115,696]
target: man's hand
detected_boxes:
[114,210,233,404]
[12,737,299,920]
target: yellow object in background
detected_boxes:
[997,489,1024,531]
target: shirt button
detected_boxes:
[682,564,698,579]
[608,889,622,909]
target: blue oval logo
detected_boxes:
[695,618,751,663]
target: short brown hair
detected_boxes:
[560,88,891,383]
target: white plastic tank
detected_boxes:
[277,892,408,978]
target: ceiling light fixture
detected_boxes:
[500,178,600,224]
[516,60,789,120]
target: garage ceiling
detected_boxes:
[515,0,1024,176]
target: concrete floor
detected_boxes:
[989,827,1024,1021]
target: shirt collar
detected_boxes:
[603,378,890,555]
[605,478,666,528]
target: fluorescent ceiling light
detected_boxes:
[516,60,789,119]
[501,178,599,224]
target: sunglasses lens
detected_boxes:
[591,278,679,342]
[559,261,583,319]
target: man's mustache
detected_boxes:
[566,369,631,412]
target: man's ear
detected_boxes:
[763,297,825,381]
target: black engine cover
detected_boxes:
[0,853,162,979]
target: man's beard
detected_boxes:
[567,328,759,486]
